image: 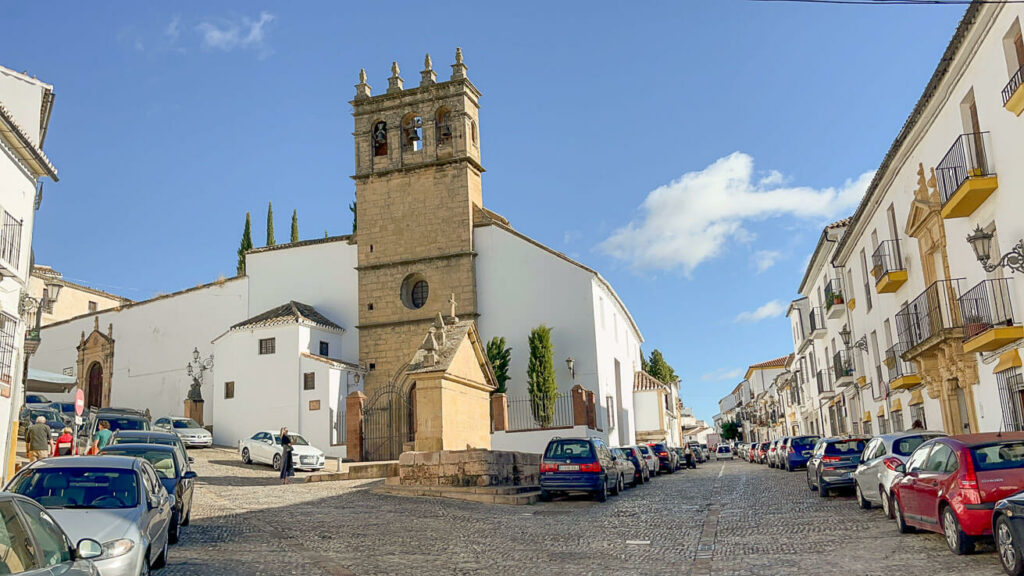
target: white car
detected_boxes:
[154,416,214,448]
[714,445,734,460]
[239,430,325,471]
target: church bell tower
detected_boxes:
[351,49,484,394]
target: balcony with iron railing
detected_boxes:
[833,349,855,387]
[816,369,834,397]
[959,277,1024,354]
[1003,62,1024,116]
[895,279,964,357]
[937,132,998,219]
[871,239,908,294]
[885,342,921,391]
[808,307,826,339]
[825,278,846,320]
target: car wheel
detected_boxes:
[139,550,151,576]
[807,470,817,492]
[273,454,282,471]
[876,485,892,518]
[893,494,914,534]
[611,474,621,496]
[855,482,872,510]
[168,512,180,544]
[182,503,192,526]
[241,448,251,464]
[538,489,552,502]
[817,475,829,498]
[594,477,608,502]
[942,505,973,555]
[152,537,168,569]
[997,515,1024,576]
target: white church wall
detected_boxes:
[32,278,249,425]
[298,355,339,457]
[299,326,345,360]
[591,278,642,447]
[245,239,360,364]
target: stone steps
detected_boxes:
[375,482,542,505]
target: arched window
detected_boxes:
[435,107,452,147]
[372,121,388,157]
[402,113,423,152]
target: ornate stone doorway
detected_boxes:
[87,362,103,408]
[76,318,114,409]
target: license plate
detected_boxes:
[802,451,811,456]
[559,464,580,471]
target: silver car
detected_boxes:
[852,431,947,517]
[7,456,173,576]
[0,492,103,575]
[154,417,213,448]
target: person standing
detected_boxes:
[25,416,52,462]
[279,426,295,484]
[91,420,112,455]
[53,427,75,456]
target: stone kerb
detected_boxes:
[398,449,539,488]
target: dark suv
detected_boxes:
[648,443,677,474]
[79,408,151,453]
[806,436,869,497]
[540,437,619,502]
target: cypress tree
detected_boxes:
[236,212,253,276]
[349,201,357,233]
[486,336,512,395]
[266,201,276,246]
[290,209,299,243]
[527,325,557,427]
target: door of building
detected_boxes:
[956,386,971,433]
[87,363,103,408]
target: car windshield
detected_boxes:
[893,435,941,457]
[272,434,309,446]
[10,468,139,509]
[101,448,179,479]
[545,440,593,460]
[971,441,1024,471]
[103,418,150,432]
[172,419,202,429]
[791,436,819,448]
[825,439,867,456]
[53,403,75,414]
[113,435,174,447]
[26,409,60,421]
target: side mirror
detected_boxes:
[76,538,103,560]
[188,457,195,464]
[896,464,907,474]
[182,471,197,480]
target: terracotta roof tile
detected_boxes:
[748,354,793,371]
[634,371,665,392]
[232,301,343,331]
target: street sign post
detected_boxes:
[73,388,85,454]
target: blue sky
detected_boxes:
[3,1,966,422]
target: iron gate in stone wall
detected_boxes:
[362,369,414,461]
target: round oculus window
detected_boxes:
[401,274,429,310]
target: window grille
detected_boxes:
[259,338,276,355]
[224,381,235,399]
[0,313,16,395]
[303,372,315,391]
[997,369,1024,431]
[910,404,927,429]
[0,212,22,270]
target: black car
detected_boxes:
[19,406,64,439]
[110,430,193,467]
[81,408,151,452]
[993,491,1024,576]
[806,436,869,497]
[620,446,649,485]
[100,443,197,544]
[648,443,677,474]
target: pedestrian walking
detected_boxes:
[91,420,112,455]
[53,427,75,456]
[25,416,52,462]
[280,426,295,484]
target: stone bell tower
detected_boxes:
[351,49,484,395]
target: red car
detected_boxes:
[748,444,757,462]
[889,433,1024,555]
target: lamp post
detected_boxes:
[839,324,868,353]
[565,357,575,382]
[966,226,1024,274]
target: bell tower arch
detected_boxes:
[351,49,484,394]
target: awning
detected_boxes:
[909,389,925,406]
[26,368,76,393]
[878,406,885,418]
[995,349,1022,374]
[892,398,903,412]
[863,411,872,422]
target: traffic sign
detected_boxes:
[74,388,85,416]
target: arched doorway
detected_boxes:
[87,362,103,408]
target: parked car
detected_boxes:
[688,442,705,464]
[99,443,198,544]
[239,430,325,471]
[153,417,213,448]
[992,490,1024,576]
[806,436,868,497]
[852,431,946,516]
[79,408,151,454]
[715,444,734,460]
[539,437,620,501]
[109,430,193,467]
[49,401,77,425]
[671,447,687,470]
[890,433,1024,555]
[7,455,173,575]
[0,492,103,575]
[648,443,677,474]
[24,394,51,405]
[767,439,783,468]
[610,448,638,488]
[756,442,770,464]
[18,407,64,440]
[637,444,661,475]
[780,435,821,472]
[748,444,757,462]
[621,446,650,484]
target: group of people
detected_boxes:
[23,416,113,462]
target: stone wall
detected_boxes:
[398,449,539,487]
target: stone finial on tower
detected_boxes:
[387,61,404,93]
[355,68,372,99]
[420,53,436,87]
[450,47,467,81]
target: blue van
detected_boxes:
[539,437,619,502]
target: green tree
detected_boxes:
[527,325,557,427]
[290,209,299,243]
[647,349,677,383]
[486,337,512,395]
[236,212,253,276]
[641,352,650,374]
[349,201,357,233]
[266,201,276,246]
[721,421,740,441]
[324,230,329,238]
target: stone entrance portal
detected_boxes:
[77,318,114,409]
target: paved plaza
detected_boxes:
[161,449,1005,575]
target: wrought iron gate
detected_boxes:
[362,370,413,461]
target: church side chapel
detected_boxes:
[29,49,645,461]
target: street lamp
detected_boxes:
[966,225,1024,274]
[565,357,575,381]
[839,324,868,352]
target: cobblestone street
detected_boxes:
[160,449,1006,575]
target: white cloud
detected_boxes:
[734,299,785,323]
[165,16,181,41]
[598,152,874,275]
[196,12,275,58]
[701,367,744,382]
[752,249,782,273]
